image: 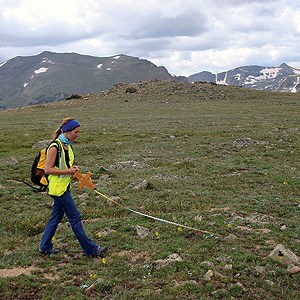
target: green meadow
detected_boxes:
[0,81,299,299]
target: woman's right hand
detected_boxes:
[68,165,79,175]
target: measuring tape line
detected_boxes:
[73,170,216,235]
[93,189,215,235]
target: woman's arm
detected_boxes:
[44,146,79,176]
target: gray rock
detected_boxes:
[32,140,51,149]
[152,253,183,270]
[268,244,299,266]
[201,261,214,267]
[135,225,152,239]
[125,179,150,190]
[233,137,260,148]
[4,156,19,165]
[203,270,214,281]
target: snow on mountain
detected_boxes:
[188,64,300,93]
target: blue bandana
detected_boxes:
[61,119,80,132]
[58,133,72,145]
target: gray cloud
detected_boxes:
[128,10,208,39]
[0,0,299,75]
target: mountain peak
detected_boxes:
[0,51,185,110]
[188,63,300,93]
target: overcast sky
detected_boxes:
[0,0,299,76]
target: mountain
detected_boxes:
[188,63,300,93]
[0,51,186,110]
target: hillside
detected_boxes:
[0,51,186,110]
[0,81,299,299]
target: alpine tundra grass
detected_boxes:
[0,81,299,299]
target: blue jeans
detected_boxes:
[39,190,99,256]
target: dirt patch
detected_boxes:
[0,266,60,280]
[0,266,36,278]
[209,207,230,212]
[114,250,151,265]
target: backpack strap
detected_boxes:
[47,139,62,168]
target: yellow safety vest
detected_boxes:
[47,139,75,196]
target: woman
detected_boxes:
[39,118,108,257]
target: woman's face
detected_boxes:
[65,126,80,142]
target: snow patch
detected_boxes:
[293,68,300,75]
[24,82,29,88]
[106,68,111,71]
[41,57,54,64]
[216,72,228,85]
[245,67,280,84]
[234,73,241,81]
[291,76,300,93]
[113,55,121,59]
[0,61,6,68]
[34,67,48,74]
[97,63,103,69]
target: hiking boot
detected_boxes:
[90,246,108,258]
[40,248,60,255]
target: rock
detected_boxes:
[287,265,300,274]
[232,282,246,292]
[223,264,233,271]
[104,195,123,206]
[173,279,198,287]
[255,266,266,274]
[265,280,275,286]
[236,226,252,232]
[4,156,19,165]
[268,244,300,266]
[201,261,214,267]
[225,234,237,240]
[194,215,202,222]
[135,225,152,239]
[95,174,111,187]
[125,179,150,190]
[265,239,277,246]
[32,140,51,149]
[96,227,115,238]
[203,270,214,281]
[78,193,89,200]
[217,255,232,263]
[214,272,226,279]
[280,225,287,230]
[232,137,260,148]
[211,288,229,297]
[152,253,183,270]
